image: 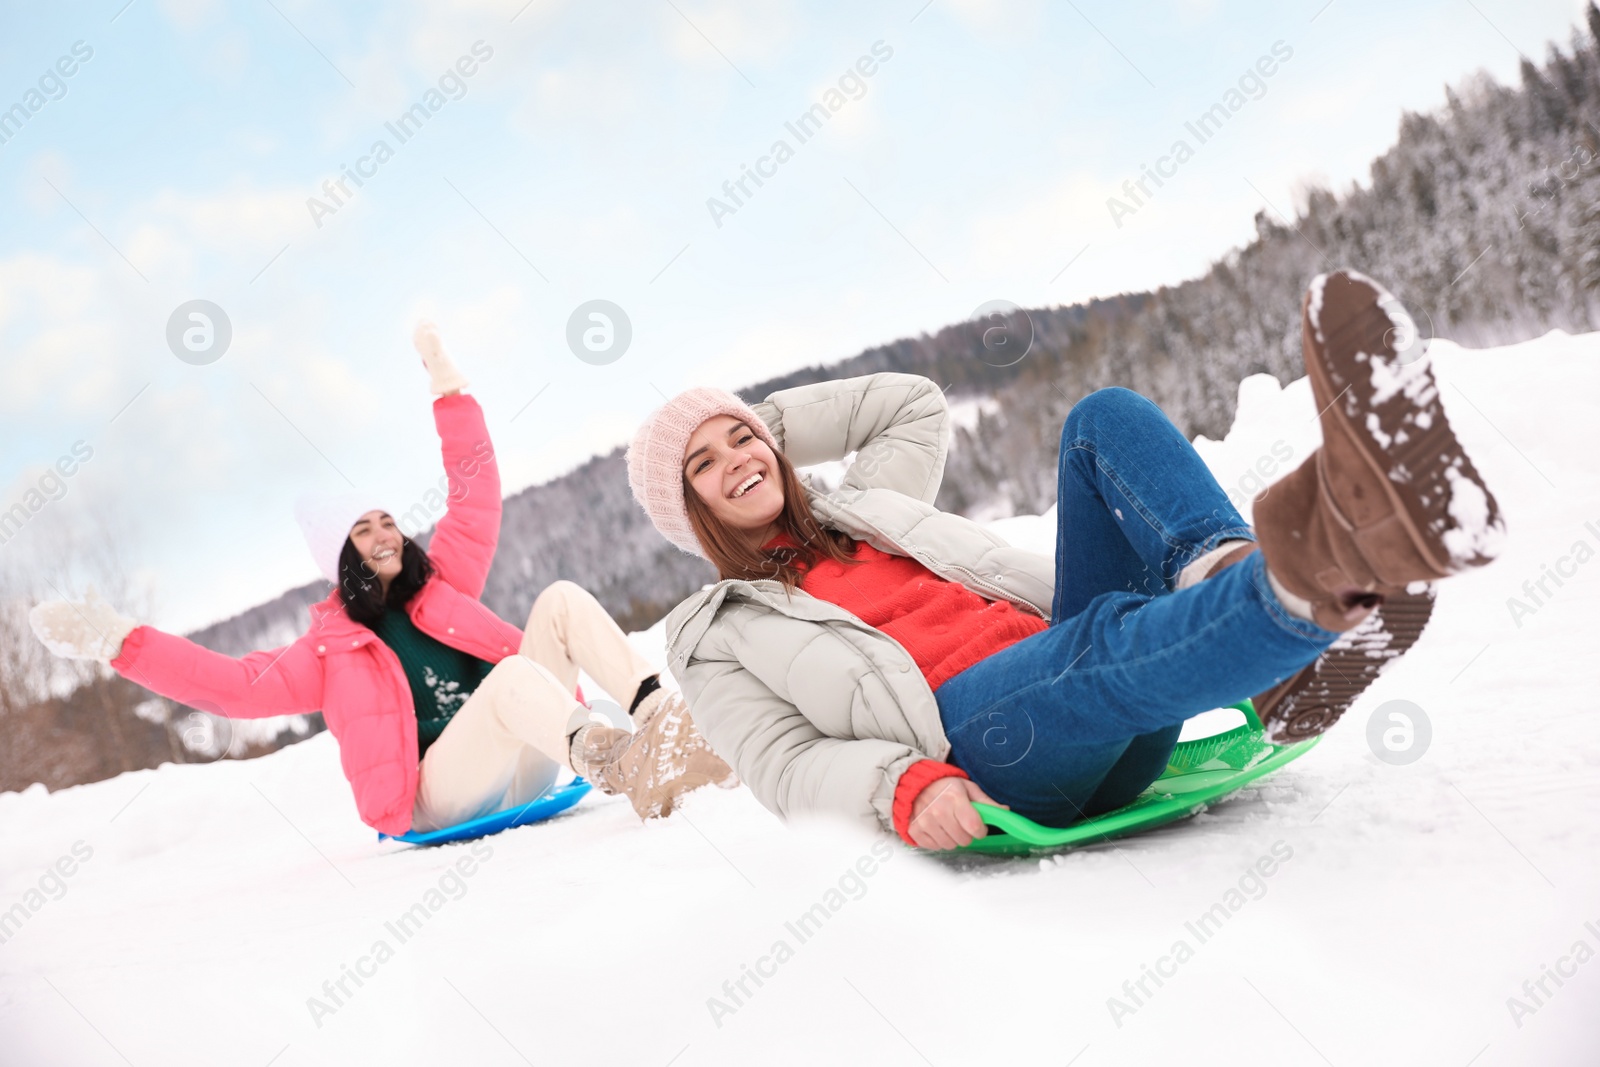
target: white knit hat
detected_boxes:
[627,387,779,557]
[294,493,391,583]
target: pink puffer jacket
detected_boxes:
[110,394,527,835]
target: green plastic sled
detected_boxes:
[955,700,1318,856]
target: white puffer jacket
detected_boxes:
[663,373,1054,833]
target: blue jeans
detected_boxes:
[935,387,1341,827]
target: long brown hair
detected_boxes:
[684,445,856,590]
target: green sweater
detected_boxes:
[371,608,496,758]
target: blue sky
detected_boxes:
[0,0,1587,631]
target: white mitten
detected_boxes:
[412,321,469,396]
[29,586,139,663]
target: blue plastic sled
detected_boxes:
[380,777,593,847]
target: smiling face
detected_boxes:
[347,510,404,583]
[683,415,785,546]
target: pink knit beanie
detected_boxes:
[627,387,779,557]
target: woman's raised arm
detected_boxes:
[410,323,502,600]
[752,373,950,504]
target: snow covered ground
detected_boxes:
[3,332,1597,1066]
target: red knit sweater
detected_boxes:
[793,540,1047,691]
[783,538,1048,846]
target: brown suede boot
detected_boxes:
[1252,458,1390,632]
[1197,543,1434,741]
[1254,270,1505,632]
[570,690,738,820]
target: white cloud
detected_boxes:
[660,0,796,72]
[508,59,642,134]
[1173,0,1221,22]
[157,0,219,30]
[959,171,1113,285]
[940,0,1047,37]
[0,254,129,416]
[410,283,530,359]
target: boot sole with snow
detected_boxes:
[1303,271,1504,580]
[1254,584,1435,742]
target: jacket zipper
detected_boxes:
[940,561,1049,618]
[665,587,718,654]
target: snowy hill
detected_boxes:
[2,333,1597,1066]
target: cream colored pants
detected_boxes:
[410,581,657,832]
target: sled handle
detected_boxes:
[1235,698,1263,731]
[969,802,1055,845]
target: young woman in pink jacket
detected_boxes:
[29,325,732,837]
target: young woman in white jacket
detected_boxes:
[625,273,1504,849]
